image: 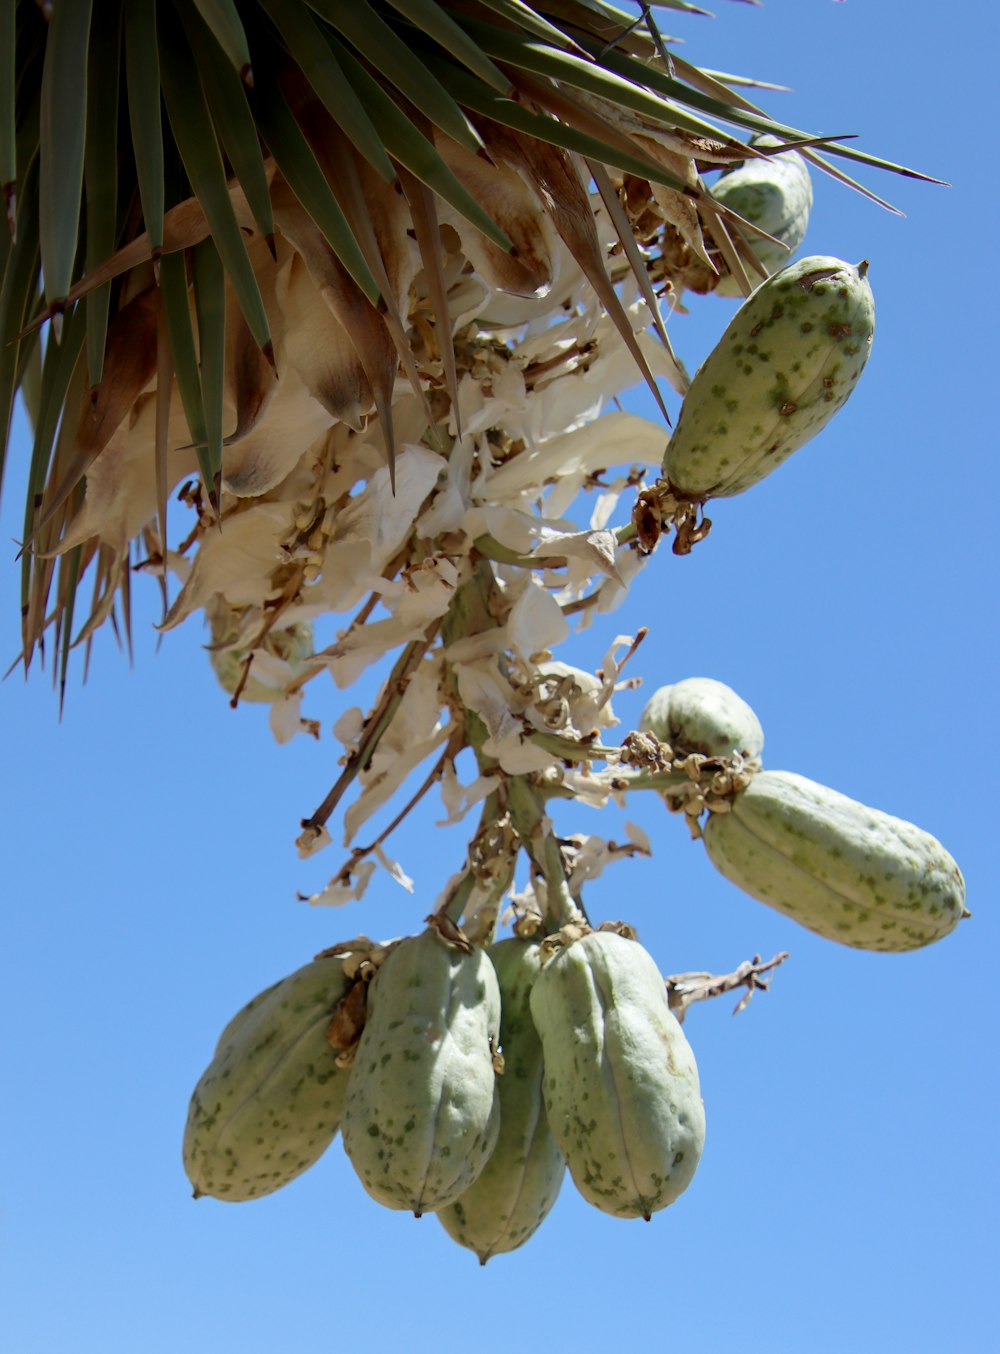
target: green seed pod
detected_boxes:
[703,771,968,952]
[341,927,501,1216]
[210,978,285,1052]
[530,929,705,1221]
[208,604,314,704]
[437,938,566,1263]
[639,677,764,762]
[663,255,874,499]
[183,955,353,1202]
[712,138,813,296]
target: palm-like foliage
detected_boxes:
[1,0,930,700]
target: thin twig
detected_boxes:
[332,732,462,881]
[300,620,442,832]
[666,952,790,1022]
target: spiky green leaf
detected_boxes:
[328,34,512,253]
[124,0,165,255]
[249,73,381,305]
[190,0,253,82]
[256,0,395,183]
[306,0,482,152]
[158,7,272,357]
[84,0,122,388]
[39,0,93,315]
[191,235,226,503]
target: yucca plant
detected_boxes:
[3,0,967,1257]
[3,0,926,691]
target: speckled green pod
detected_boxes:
[529,930,705,1221]
[437,938,566,1262]
[341,928,501,1216]
[209,617,314,704]
[183,955,352,1202]
[712,138,813,296]
[663,255,874,499]
[703,771,968,952]
[640,677,764,761]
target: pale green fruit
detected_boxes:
[209,608,314,704]
[341,929,501,1216]
[663,255,874,499]
[437,938,566,1263]
[530,930,705,1221]
[183,956,352,1202]
[640,677,764,761]
[712,137,813,296]
[704,771,968,952]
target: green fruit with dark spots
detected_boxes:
[663,255,874,499]
[437,938,565,1262]
[703,771,968,951]
[183,955,353,1202]
[341,928,501,1215]
[640,677,764,762]
[712,138,813,296]
[529,929,705,1221]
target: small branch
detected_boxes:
[328,735,461,884]
[299,621,441,834]
[436,791,521,938]
[666,952,790,1022]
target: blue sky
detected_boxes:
[2,2,997,1351]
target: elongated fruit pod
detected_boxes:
[530,929,705,1221]
[183,954,353,1202]
[640,676,764,762]
[437,938,566,1263]
[341,927,501,1216]
[712,137,813,296]
[703,771,968,952]
[663,255,874,499]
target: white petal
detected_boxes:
[625,821,653,853]
[302,860,376,907]
[374,845,414,894]
[507,579,570,657]
[269,693,303,744]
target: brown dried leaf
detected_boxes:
[224,293,278,446]
[272,179,396,455]
[431,130,555,298]
[47,183,260,314]
[27,289,159,550]
[326,977,369,1052]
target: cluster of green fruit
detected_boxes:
[183,920,705,1263]
[639,677,968,953]
[183,675,967,1262]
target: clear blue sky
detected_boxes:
[2,3,996,1350]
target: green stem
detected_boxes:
[506,775,584,929]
